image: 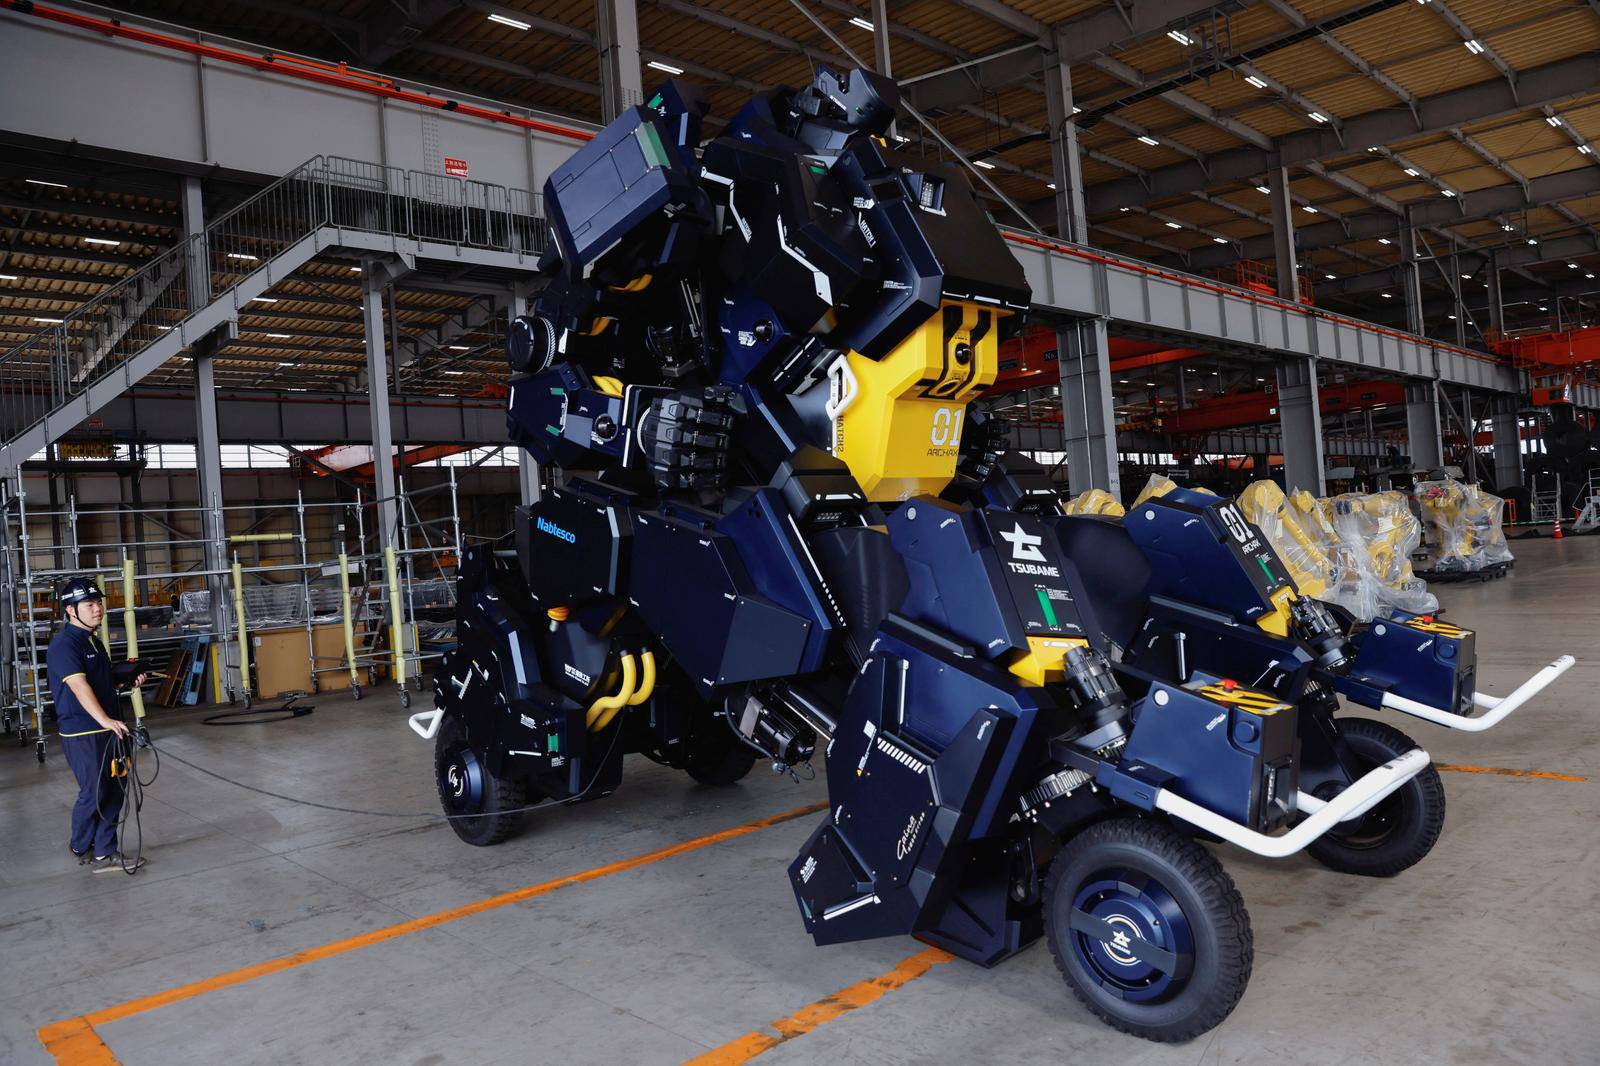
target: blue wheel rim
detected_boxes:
[441,741,486,817]
[1070,868,1194,1003]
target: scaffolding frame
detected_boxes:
[0,467,461,760]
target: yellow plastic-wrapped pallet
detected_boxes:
[1131,473,1215,507]
[1413,477,1514,571]
[1237,481,1331,597]
[1061,488,1126,518]
[1238,481,1380,618]
[1325,491,1438,615]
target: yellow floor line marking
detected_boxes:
[684,946,956,1065]
[36,801,828,1065]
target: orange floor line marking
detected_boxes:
[37,801,829,1064]
[1436,763,1587,783]
[37,1018,118,1065]
[684,946,956,1066]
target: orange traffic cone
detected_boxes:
[1553,515,1564,540]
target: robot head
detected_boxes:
[782,67,898,153]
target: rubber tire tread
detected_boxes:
[435,716,527,847]
[1306,717,1444,877]
[684,722,758,786]
[1044,817,1253,1043]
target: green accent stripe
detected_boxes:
[1036,588,1058,628]
[1257,557,1275,583]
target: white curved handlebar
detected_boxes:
[1379,655,1575,732]
[1154,748,1431,858]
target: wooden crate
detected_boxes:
[252,622,371,697]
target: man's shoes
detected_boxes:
[88,853,146,874]
[70,847,90,866]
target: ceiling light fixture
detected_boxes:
[1547,115,1563,127]
[25,178,68,189]
[972,159,995,169]
[1403,167,1419,176]
[448,345,471,351]
[1255,184,1270,194]
[83,237,121,246]
[487,13,532,30]
[1582,145,1595,155]
[647,60,684,75]
[1464,39,1484,54]
[1245,75,1267,89]
[33,316,64,323]
[253,297,279,303]
[1165,221,1182,229]
[1307,112,1328,123]
[1378,237,1392,245]
[1166,29,1192,45]
[1137,135,1159,146]
[849,16,875,31]
[265,332,291,339]
[226,252,258,261]
[1213,236,1229,243]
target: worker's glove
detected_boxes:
[636,385,736,492]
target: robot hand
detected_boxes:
[637,385,736,491]
[958,408,1012,481]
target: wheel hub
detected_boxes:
[1071,871,1194,1003]
[440,743,485,817]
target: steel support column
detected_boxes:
[1057,319,1119,497]
[596,0,642,122]
[1487,249,1505,336]
[1491,396,1522,489]
[1042,57,1088,243]
[182,176,236,697]
[362,268,400,550]
[1275,358,1325,495]
[1406,382,1444,470]
[1266,166,1298,302]
[1399,222,1424,336]
[871,0,895,141]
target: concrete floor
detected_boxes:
[2,535,1597,1065]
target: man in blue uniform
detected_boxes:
[48,576,144,871]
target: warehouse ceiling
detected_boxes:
[5,0,1600,417]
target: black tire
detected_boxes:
[1044,817,1253,1043]
[434,714,526,846]
[1306,717,1444,877]
[684,719,758,786]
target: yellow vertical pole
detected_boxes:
[94,573,110,649]
[384,545,405,687]
[231,555,251,699]
[121,557,146,722]
[338,551,358,687]
[210,642,223,704]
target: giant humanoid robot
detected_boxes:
[415,69,1573,1042]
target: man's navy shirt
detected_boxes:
[47,624,120,735]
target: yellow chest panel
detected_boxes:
[832,301,1003,501]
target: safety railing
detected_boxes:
[0,155,546,454]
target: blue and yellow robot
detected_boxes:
[409,68,1574,1041]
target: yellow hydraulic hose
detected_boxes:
[624,652,656,707]
[594,651,655,732]
[584,653,637,731]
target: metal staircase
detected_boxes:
[0,156,546,473]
